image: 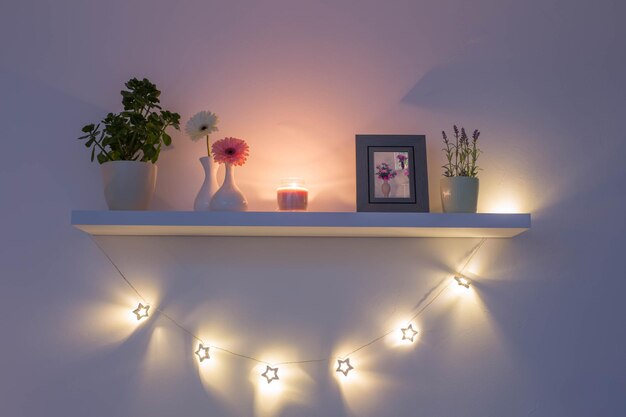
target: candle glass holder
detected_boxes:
[277,178,308,211]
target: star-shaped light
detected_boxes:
[401,323,419,342]
[336,358,354,376]
[261,365,279,384]
[454,275,471,289]
[195,343,210,362]
[132,303,150,320]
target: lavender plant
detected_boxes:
[442,125,481,177]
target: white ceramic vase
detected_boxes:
[193,156,220,211]
[440,177,479,213]
[209,163,248,211]
[101,161,156,210]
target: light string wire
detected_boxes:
[340,237,486,359]
[90,236,486,367]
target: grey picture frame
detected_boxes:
[356,134,429,212]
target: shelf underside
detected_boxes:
[71,211,530,238]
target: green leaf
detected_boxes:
[79,77,180,163]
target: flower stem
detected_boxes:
[206,135,211,157]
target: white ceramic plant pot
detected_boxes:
[440,177,479,213]
[101,161,157,210]
[209,163,248,211]
[193,156,220,211]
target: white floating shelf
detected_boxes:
[71,211,530,238]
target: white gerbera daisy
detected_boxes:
[185,111,219,141]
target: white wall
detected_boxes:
[1,1,625,416]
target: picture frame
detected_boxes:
[356,134,429,212]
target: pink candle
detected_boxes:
[277,178,308,211]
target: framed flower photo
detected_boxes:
[356,134,429,212]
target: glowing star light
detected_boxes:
[454,276,471,289]
[132,303,150,320]
[401,323,419,342]
[336,358,354,376]
[261,365,279,384]
[195,344,210,362]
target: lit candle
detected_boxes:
[277,178,308,211]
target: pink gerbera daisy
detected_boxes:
[211,137,250,166]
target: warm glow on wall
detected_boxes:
[195,343,211,362]
[454,276,471,289]
[92,234,492,400]
[483,185,528,214]
[400,323,419,343]
[249,360,316,417]
[251,362,285,399]
[336,358,354,377]
[488,198,523,213]
[261,365,280,384]
[132,302,150,320]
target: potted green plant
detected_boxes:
[78,78,181,210]
[440,125,481,213]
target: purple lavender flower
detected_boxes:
[441,124,481,177]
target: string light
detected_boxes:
[261,365,280,384]
[195,343,210,362]
[336,358,354,376]
[454,275,471,289]
[92,236,487,386]
[401,324,419,342]
[132,303,150,320]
